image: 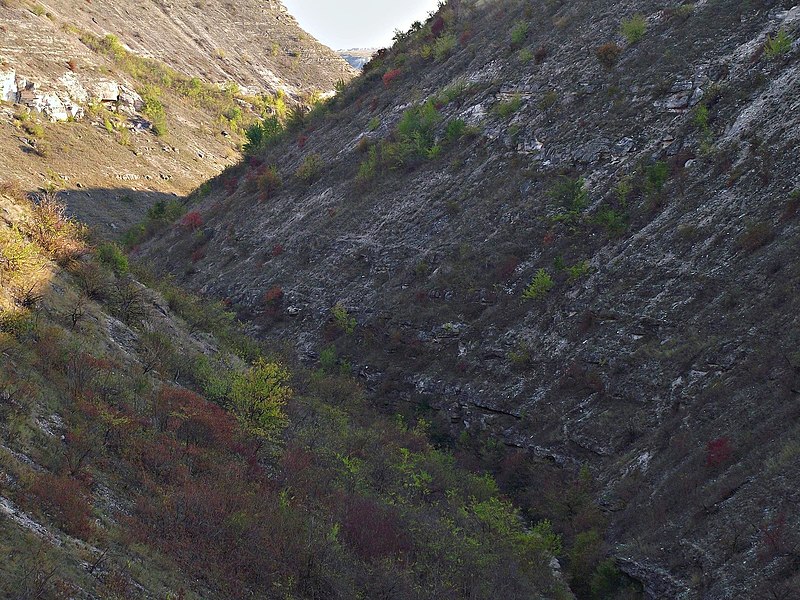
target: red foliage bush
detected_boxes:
[297,134,309,149]
[224,176,239,196]
[182,211,203,231]
[459,30,473,45]
[191,246,206,263]
[495,255,521,281]
[706,437,733,467]
[383,69,402,88]
[271,243,284,257]
[29,473,94,539]
[596,42,622,68]
[341,495,410,560]
[155,386,237,451]
[264,285,284,304]
[431,16,446,37]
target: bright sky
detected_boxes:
[282,0,442,50]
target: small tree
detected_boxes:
[229,359,291,447]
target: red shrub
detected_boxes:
[542,230,557,246]
[706,437,733,467]
[182,211,203,231]
[495,255,521,281]
[431,16,446,37]
[191,246,206,263]
[341,495,411,560]
[383,69,402,88]
[264,285,284,304]
[459,30,473,45]
[297,134,308,149]
[29,473,94,539]
[369,97,379,112]
[271,243,284,257]
[224,176,239,196]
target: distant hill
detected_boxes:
[339,49,379,70]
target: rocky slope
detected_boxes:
[143,0,800,597]
[0,0,355,234]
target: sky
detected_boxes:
[282,0,442,50]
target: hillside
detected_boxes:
[0,0,355,235]
[141,1,800,598]
[0,187,570,597]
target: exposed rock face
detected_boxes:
[144,1,800,598]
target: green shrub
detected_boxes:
[140,86,167,136]
[229,358,291,442]
[243,116,283,155]
[620,15,647,44]
[549,176,589,219]
[96,242,129,276]
[495,94,523,119]
[510,21,529,47]
[445,119,467,143]
[522,269,554,300]
[519,48,534,62]
[332,303,356,335]
[433,33,457,61]
[765,29,792,59]
[295,153,323,184]
[594,207,627,236]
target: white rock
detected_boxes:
[30,92,69,122]
[57,71,89,104]
[91,80,120,102]
[0,70,17,102]
[118,85,143,113]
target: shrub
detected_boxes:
[595,42,622,68]
[29,473,94,539]
[28,192,88,263]
[229,359,291,443]
[332,303,356,334]
[764,29,792,59]
[594,206,628,236]
[510,21,529,47]
[620,15,647,44]
[522,269,554,300]
[645,161,669,194]
[549,176,589,220]
[706,437,732,467]
[140,86,167,136]
[519,48,534,62]
[181,211,203,231]
[534,45,548,64]
[96,242,129,276]
[495,94,523,119]
[256,166,281,200]
[433,33,457,61]
[383,68,402,88]
[739,222,773,252]
[243,116,283,155]
[444,119,467,143]
[295,153,323,184]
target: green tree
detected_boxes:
[229,359,291,445]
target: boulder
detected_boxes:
[118,85,143,114]
[91,80,120,102]
[58,71,89,104]
[0,70,18,102]
[29,92,69,122]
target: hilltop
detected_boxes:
[142,0,800,598]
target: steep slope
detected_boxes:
[0,0,355,235]
[143,0,800,598]
[0,186,568,598]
